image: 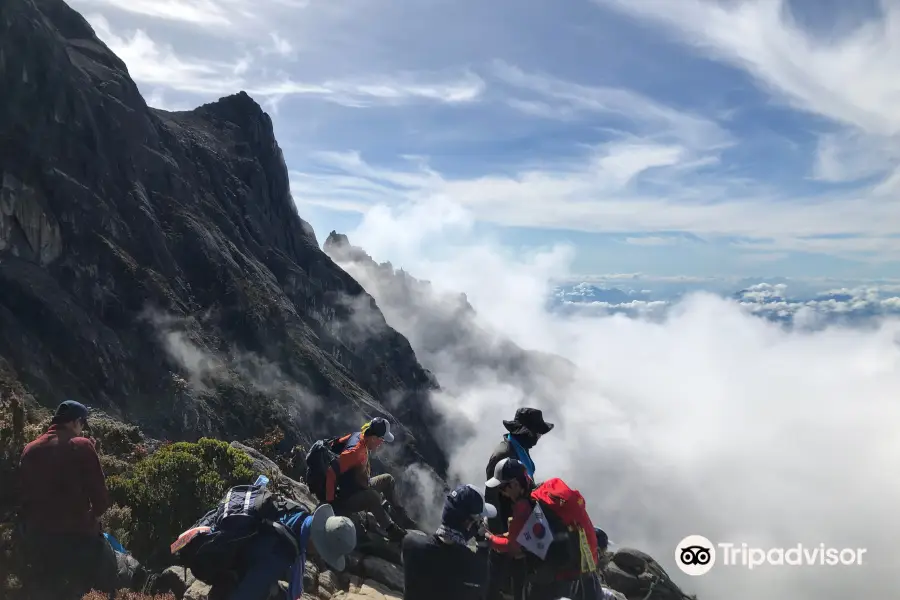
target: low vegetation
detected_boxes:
[0,384,282,597]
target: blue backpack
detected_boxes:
[170,484,306,584]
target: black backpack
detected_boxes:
[170,484,304,584]
[304,437,344,503]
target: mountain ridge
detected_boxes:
[323,231,577,411]
[0,0,446,477]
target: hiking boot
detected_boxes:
[383,500,419,530]
[386,522,408,543]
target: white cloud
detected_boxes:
[75,0,240,27]
[594,0,900,193]
[144,88,192,111]
[268,32,295,58]
[250,71,485,107]
[623,236,683,247]
[811,130,900,183]
[593,0,900,136]
[85,15,485,106]
[333,198,900,600]
[88,15,244,94]
[490,61,733,151]
[551,280,900,330]
[290,148,900,260]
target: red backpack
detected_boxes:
[527,478,599,581]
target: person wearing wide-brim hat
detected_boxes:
[481,407,554,600]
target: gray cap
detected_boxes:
[309,503,357,571]
[485,457,528,488]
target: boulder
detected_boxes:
[230,441,316,506]
[183,579,213,600]
[358,556,404,593]
[333,578,401,599]
[150,565,196,599]
[602,547,694,600]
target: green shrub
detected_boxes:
[100,504,135,549]
[107,438,254,567]
[89,418,143,458]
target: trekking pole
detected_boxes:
[639,575,660,600]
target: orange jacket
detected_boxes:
[325,431,370,502]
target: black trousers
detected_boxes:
[525,572,603,600]
[20,528,118,600]
[481,547,527,600]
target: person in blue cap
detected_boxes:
[18,400,117,598]
[401,484,497,600]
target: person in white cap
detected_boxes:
[326,417,410,542]
[402,484,497,600]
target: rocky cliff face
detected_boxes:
[0,0,446,476]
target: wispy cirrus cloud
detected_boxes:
[76,0,244,27]
[289,144,900,257]
[593,0,900,135]
[593,0,900,190]
[87,15,486,107]
[72,0,900,275]
[489,61,734,152]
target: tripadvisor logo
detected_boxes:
[675,535,867,575]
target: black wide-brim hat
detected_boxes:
[503,407,554,436]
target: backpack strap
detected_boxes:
[268,520,301,557]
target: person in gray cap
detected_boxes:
[18,400,117,598]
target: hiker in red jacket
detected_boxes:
[483,458,603,600]
[18,400,118,599]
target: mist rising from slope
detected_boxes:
[336,199,899,600]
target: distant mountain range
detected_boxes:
[550,280,900,328]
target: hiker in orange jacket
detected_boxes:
[482,458,603,600]
[325,417,411,542]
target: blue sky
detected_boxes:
[69,0,900,278]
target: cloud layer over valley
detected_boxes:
[329,199,899,600]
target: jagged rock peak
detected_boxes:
[325,230,351,249]
[324,231,372,263]
[193,91,274,139]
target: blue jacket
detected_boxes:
[280,511,313,600]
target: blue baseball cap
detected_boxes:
[51,400,89,424]
[445,484,497,519]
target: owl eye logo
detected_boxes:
[674,535,715,576]
[679,545,711,566]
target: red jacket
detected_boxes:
[19,425,110,534]
[488,479,599,581]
